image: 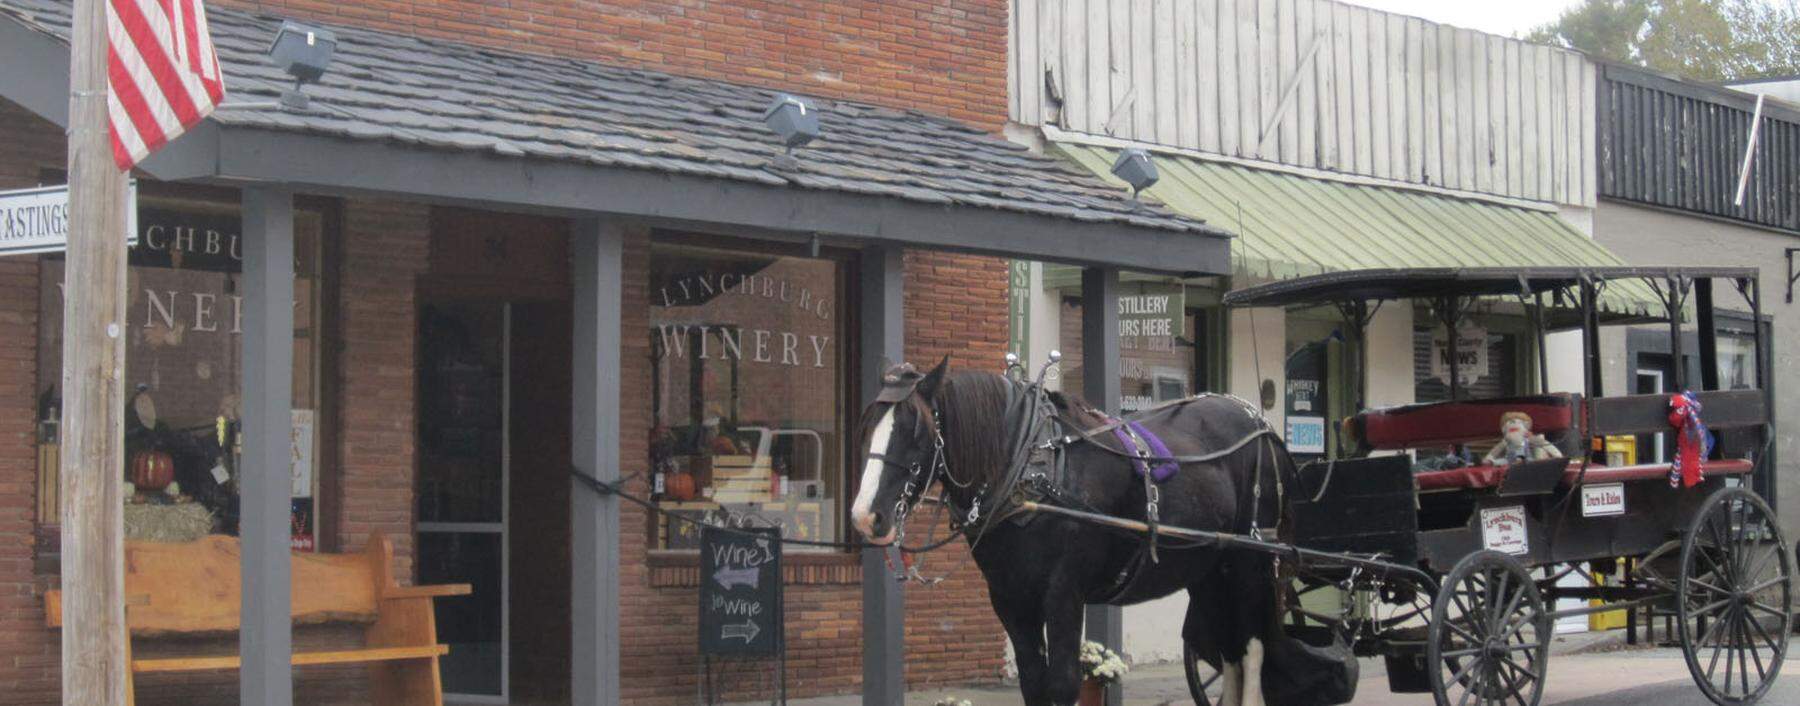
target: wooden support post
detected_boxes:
[1696,279,1718,393]
[860,245,905,706]
[241,186,296,706]
[571,220,623,706]
[1081,267,1123,706]
[1666,279,1687,392]
[60,0,131,703]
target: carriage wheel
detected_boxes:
[1183,640,1223,706]
[1426,551,1550,706]
[1677,487,1793,706]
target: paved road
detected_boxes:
[1338,647,1795,706]
[857,645,1799,706]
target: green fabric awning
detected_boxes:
[1054,143,1660,316]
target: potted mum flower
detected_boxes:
[1078,640,1129,706]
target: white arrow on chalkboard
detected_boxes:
[714,565,760,591]
[721,619,761,643]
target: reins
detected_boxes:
[569,365,1293,587]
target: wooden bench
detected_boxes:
[45,533,469,706]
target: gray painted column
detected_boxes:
[860,245,906,706]
[571,220,623,706]
[1080,266,1124,706]
[240,186,295,706]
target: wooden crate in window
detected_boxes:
[709,454,770,503]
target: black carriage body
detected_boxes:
[1295,389,1768,575]
[1294,455,1737,573]
[1212,267,1790,706]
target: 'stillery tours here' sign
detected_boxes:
[0,184,138,256]
[1118,282,1184,343]
[699,526,782,656]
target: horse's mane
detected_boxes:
[928,371,1015,487]
[859,366,1108,489]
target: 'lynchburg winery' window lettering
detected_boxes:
[647,240,849,551]
[655,270,834,368]
[133,209,245,272]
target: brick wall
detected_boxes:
[209,0,1010,129]
[333,198,428,574]
[0,0,1022,696]
[0,99,59,706]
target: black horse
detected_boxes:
[852,359,1301,706]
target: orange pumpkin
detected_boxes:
[665,471,697,501]
[130,449,176,492]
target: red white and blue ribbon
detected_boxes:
[1668,391,1713,488]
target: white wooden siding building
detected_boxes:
[1009,0,1599,207]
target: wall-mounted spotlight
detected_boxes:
[1111,148,1159,199]
[763,93,820,169]
[269,21,337,109]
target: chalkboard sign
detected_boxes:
[699,526,783,656]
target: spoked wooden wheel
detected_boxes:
[1183,640,1223,706]
[1427,550,1551,706]
[1678,487,1793,705]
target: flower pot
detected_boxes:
[1079,678,1105,706]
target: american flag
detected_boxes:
[106,0,225,170]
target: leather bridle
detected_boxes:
[864,402,950,538]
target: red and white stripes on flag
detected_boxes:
[106,0,226,170]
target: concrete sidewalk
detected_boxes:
[775,629,1636,706]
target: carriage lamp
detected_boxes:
[269,21,337,109]
[1111,149,1159,198]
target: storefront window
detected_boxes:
[647,237,849,551]
[1284,313,1344,461]
[1413,324,1519,403]
[35,197,325,550]
[1058,291,1208,413]
[1716,333,1756,390]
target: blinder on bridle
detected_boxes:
[874,363,925,403]
[866,363,948,533]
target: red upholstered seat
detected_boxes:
[1415,458,1755,491]
[1352,394,1579,451]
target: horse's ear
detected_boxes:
[916,355,950,399]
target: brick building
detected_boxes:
[0,1,1231,704]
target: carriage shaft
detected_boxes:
[1017,501,1438,591]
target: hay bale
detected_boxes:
[124,501,216,543]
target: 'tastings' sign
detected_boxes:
[0,184,138,256]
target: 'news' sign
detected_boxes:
[0,184,138,257]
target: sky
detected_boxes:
[1344,0,1576,38]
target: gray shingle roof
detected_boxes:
[0,0,1226,238]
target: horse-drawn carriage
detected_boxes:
[852,265,1790,706]
[1201,266,1791,706]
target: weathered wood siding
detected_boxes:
[1010,0,1598,206]
[1599,65,1800,234]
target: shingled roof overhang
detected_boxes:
[0,0,1232,276]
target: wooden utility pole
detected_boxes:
[62,0,131,703]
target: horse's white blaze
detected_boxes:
[1241,638,1265,706]
[851,406,896,536]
